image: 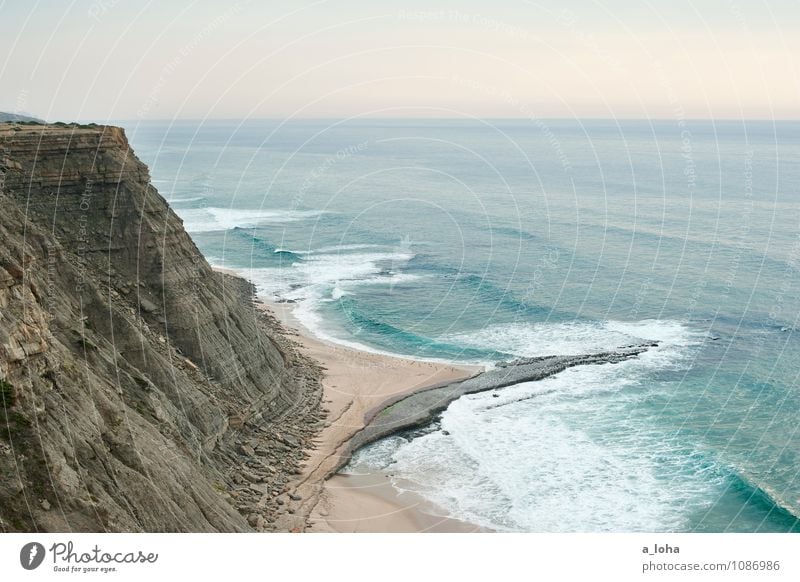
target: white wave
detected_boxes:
[234,253,478,366]
[313,243,386,253]
[357,322,713,532]
[352,317,714,531]
[345,435,410,475]
[248,251,416,300]
[442,319,702,358]
[176,207,326,233]
[167,196,205,203]
[386,408,715,532]
[242,249,417,326]
[331,284,347,300]
[271,244,385,257]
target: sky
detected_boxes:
[0,0,798,121]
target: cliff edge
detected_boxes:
[0,123,323,532]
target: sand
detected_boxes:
[313,473,484,533]
[258,299,483,533]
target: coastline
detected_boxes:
[253,296,484,532]
[231,272,658,532]
[217,268,659,532]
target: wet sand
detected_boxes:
[311,473,484,533]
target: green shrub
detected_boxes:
[0,379,14,408]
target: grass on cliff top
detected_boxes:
[1,120,101,129]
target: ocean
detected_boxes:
[128,118,800,533]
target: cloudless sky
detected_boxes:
[0,0,798,121]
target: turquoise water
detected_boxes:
[128,119,800,532]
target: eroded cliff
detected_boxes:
[0,123,322,532]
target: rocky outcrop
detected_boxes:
[343,345,656,467]
[0,124,322,532]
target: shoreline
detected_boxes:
[255,296,484,532]
[311,472,486,533]
[226,270,657,532]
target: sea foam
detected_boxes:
[351,318,716,532]
[178,207,326,233]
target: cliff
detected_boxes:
[0,124,323,532]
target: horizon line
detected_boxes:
[96,116,800,124]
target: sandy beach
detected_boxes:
[258,299,483,532]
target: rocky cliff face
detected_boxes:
[0,124,322,532]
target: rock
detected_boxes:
[40,499,51,511]
[247,514,259,527]
[289,493,301,501]
[347,345,658,458]
[0,124,323,533]
[240,470,260,483]
[282,434,301,448]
